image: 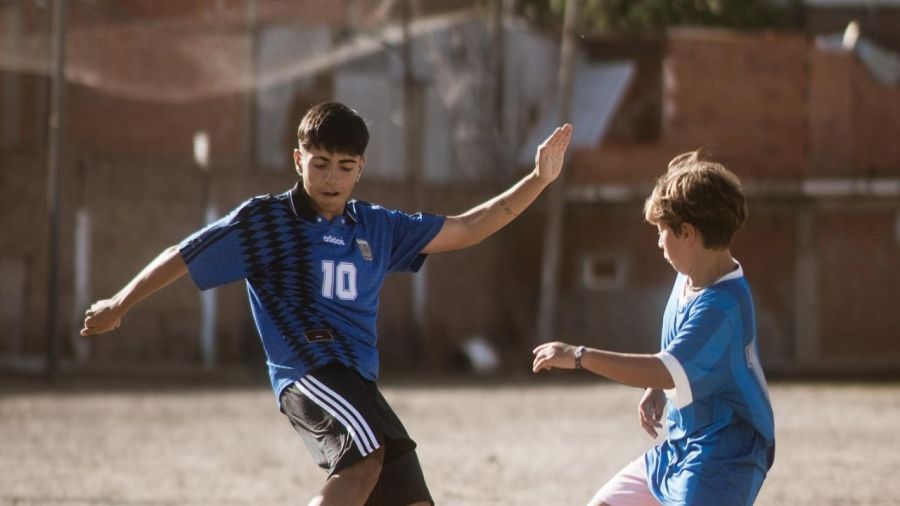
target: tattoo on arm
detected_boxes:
[499,198,516,217]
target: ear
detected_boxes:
[293,148,302,175]
[682,223,701,246]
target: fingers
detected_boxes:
[81,319,119,336]
[638,410,660,438]
[555,123,573,146]
[81,320,100,336]
[638,403,663,438]
[532,342,555,355]
[531,341,575,373]
[540,124,573,150]
[532,348,552,373]
[531,342,559,373]
[80,304,122,336]
[641,420,658,438]
[548,123,573,149]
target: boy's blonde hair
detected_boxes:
[643,151,747,249]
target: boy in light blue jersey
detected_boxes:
[533,151,774,506]
[82,102,573,506]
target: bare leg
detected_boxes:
[308,447,385,506]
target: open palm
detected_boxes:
[534,123,573,183]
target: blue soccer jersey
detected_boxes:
[178,184,445,399]
[647,264,775,506]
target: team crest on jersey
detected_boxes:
[356,239,373,261]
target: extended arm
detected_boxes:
[422,124,572,254]
[80,245,188,336]
[532,341,674,390]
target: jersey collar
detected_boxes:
[288,183,358,224]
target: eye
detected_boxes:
[340,166,354,172]
[313,163,327,169]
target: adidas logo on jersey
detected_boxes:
[323,235,346,246]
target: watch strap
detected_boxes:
[574,345,586,370]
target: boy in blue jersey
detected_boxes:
[81,102,572,506]
[532,151,775,506]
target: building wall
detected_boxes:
[3,18,899,374]
[816,203,900,362]
[809,49,900,176]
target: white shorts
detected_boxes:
[588,457,660,506]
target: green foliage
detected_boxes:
[516,0,804,34]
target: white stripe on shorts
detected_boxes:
[304,374,380,451]
[295,379,373,456]
[295,376,379,456]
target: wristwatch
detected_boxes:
[574,345,586,370]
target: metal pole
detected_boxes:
[244,0,258,169]
[490,0,506,168]
[402,0,428,368]
[45,0,69,381]
[535,0,579,343]
[402,0,424,211]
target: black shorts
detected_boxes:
[280,364,433,505]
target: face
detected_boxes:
[656,222,691,274]
[294,145,365,219]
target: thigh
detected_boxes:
[365,449,433,506]
[589,457,660,506]
[280,364,418,475]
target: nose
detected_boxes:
[324,167,338,184]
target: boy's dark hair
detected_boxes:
[643,151,747,249]
[297,102,369,157]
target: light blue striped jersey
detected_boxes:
[647,264,775,506]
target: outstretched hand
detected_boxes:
[532,341,577,373]
[80,299,124,336]
[534,123,573,183]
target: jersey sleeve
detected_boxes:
[178,201,253,290]
[385,210,445,273]
[656,298,734,410]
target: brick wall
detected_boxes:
[662,28,809,178]
[575,27,900,183]
[573,28,811,184]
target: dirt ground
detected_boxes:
[1,374,898,506]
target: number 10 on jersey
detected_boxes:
[321,260,358,300]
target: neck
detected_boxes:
[687,250,735,290]
[317,207,341,221]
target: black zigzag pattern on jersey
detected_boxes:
[181,224,231,266]
[237,196,360,370]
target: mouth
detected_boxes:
[321,191,340,198]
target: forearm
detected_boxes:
[580,349,674,390]
[110,245,188,314]
[453,170,549,246]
